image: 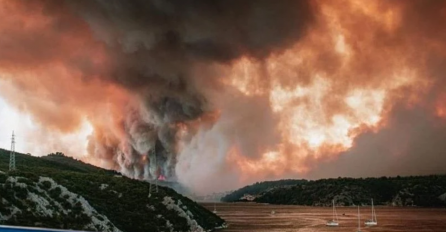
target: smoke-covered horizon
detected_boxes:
[1,0,446,194]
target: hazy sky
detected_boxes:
[0,92,92,157]
[0,96,29,153]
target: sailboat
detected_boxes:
[357,206,362,232]
[213,202,217,214]
[326,200,339,226]
[365,198,378,226]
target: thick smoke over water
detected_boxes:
[1,0,446,194]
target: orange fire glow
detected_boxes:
[1,0,445,193]
[214,0,434,183]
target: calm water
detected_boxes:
[201,202,446,232]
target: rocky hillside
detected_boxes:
[223,176,446,207]
[0,149,225,232]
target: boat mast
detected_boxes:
[372,199,377,223]
[332,200,336,222]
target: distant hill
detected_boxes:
[0,150,117,176]
[221,179,307,202]
[41,152,120,175]
[223,176,446,207]
[0,149,225,232]
[195,191,234,202]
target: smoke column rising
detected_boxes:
[1,0,446,194]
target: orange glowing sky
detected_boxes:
[1,0,446,193]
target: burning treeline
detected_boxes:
[0,0,446,193]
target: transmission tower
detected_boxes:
[148,143,158,197]
[153,143,158,193]
[9,131,16,171]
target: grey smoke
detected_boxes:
[64,0,315,180]
[4,0,446,195]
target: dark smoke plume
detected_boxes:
[3,0,446,195]
[65,0,315,180]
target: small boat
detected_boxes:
[213,202,217,214]
[357,206,362,232]
[271,210,275,215]
[365,198,378,226]
[326,200,339,226]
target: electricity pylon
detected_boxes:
[148,142,158,197]
[9,131,16,171]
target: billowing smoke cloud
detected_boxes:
[0,0,314,183]
[72,0,314,181]
[1,0,446,194]
[307,104,446,179]
[302,0,446,179]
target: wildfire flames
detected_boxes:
[158,175,167,181]
[1,0,446,194]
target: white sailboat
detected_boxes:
[357,206,362,232]
[213,202,217,214]
[326,200,339,226]
[365,198,378,226]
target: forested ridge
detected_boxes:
[221,179,307,202]
[223,176,446,207]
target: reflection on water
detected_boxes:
[201,202,446,232]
